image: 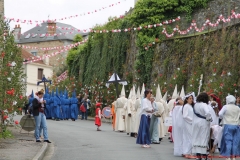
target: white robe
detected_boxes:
[172,105,184,156]
[192,102,212,154]
[155,102,165,138]
[212,125,223,149]
[129,100,137,133]
[208,105,219,126]
[124,99,136,133]
[115,97,127,131]
[160,99,169,135]
[182,103,193,155]
[134,98,141,133]
[123,101,131,134]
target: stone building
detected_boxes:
[14,22,88,67]
[22,49,53,94]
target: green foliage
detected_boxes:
[67,18,131,86]
[0,19,26,129]
[152,26,240,100]
[0,128,13,139]
[73,34,83,43]
[130,0,211,84]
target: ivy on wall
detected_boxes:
[128,0,211,85]
[64,0,240,102]
[151,26,240,100]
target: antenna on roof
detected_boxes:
[48,15,50,20]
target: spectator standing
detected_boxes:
[81,95,91,120]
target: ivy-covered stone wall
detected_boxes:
[66,0,240,102]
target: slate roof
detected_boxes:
[21,49,45,65]
[17,22,89,44]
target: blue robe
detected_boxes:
[44,93,51,119]
[70,97,78,120]
[64,99,71,119]
[60,96,66,119]
[50,96,55,119]
[53,95,62,119]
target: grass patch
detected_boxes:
[0,129,14,139]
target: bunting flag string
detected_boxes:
[145,10,240,49]
[12,16,181,37]
[22,39,87,64]
[5,1,124,25]
[57,71,68,82]
[17,40,86,51]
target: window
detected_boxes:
[31,52,37,56]
[40,34,46,38]
[25,33,30,39]
[32,34,37,38]
[38,68,43,80]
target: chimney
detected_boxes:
[13,24,21,42]
[43,57,49,65]
[47,20,56,35]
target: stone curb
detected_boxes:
[32,142,48,160]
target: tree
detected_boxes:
[0,19,26,136]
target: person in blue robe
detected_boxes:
[28,90,35,115]
[44,88,51,119]
[62,89,68,120]
[59,90,66,120]
[70,90,78,121]
[50,91,55,119]
[64,90,71,120]
[53,88,62,121]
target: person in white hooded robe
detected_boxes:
[192,92,212,160]
[172,97,184,156]
[133,87,141,136]
[115,85,127,132]
[124,86,137,137]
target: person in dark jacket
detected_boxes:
[32,91,51,143]
[81,95,91,120]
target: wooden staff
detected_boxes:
[198,74,203,95]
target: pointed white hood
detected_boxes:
[136,87,141,99]
[180,86,185,97]
[128,88,132,99]
[141,83,145,98]
[163,91,168,102]
[120,85,126,97]
[131,85,136,102]
[155,84,162,102]
[172,84,178,99]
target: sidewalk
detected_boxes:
[0,115,111,160]
[0,126,44,160]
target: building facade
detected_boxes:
[22,49,53,95]
[14,22,88,67]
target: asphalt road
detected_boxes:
[41,118,225,160]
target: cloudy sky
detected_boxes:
[5,0,135,33]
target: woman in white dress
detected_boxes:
[182,92,195,158]
[192,92,212,160]
[172,97,184,156]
